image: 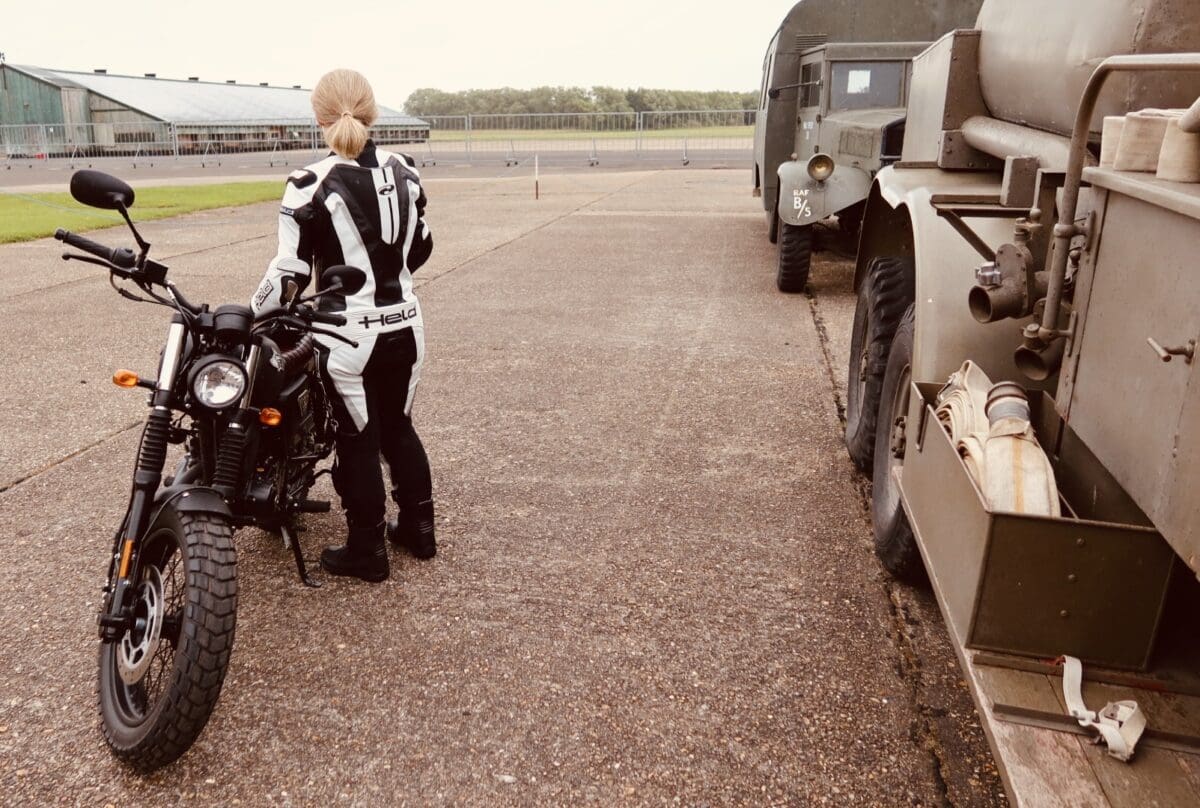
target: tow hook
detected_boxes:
[890,416,907,459]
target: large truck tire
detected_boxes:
[871,305,927,585]
[845,256,915,471]
[776,222,812,292]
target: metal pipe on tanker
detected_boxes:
[1033,53,1200,348]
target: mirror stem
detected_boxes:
[116,203,151,263]
[298,281,344,304]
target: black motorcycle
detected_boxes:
[55,170,354,771]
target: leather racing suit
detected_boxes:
[249,139,433,535]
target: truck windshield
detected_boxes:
[829,62,904,111]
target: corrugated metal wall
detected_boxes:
[88,94,165,147]
[0,66,65,125]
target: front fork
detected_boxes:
[99,317,187,641]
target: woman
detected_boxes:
[250,68,435,582]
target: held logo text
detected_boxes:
[358,306,418,329]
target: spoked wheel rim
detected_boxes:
[107,528,185,728]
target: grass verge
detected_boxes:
[0,181,281,244]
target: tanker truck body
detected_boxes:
[844,0,1200,802]
[753,0,983,291]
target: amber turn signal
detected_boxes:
[259,407,283,427]
[112,369,140,388]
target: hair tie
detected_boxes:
[340,111,354,119]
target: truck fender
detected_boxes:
[776,161,872,226]
[858,165,1038,386]
[852,182,915,292]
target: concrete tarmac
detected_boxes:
[0,170,1003,805]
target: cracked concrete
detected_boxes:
[804,247,1008,808]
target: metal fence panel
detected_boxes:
[2,110,756,167]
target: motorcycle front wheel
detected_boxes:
[98,505,237,771]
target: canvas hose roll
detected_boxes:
[934,362,1059,517]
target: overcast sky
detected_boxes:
[5,0,788,109]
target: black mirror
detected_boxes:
[321,265,366,297]
[70,170,135,210]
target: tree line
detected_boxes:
[403,87,758,117]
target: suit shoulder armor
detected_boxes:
[287,169,318,188]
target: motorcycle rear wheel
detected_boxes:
[98,506,237,771]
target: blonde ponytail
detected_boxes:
[311,69,378,159]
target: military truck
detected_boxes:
[843,0,1200,803]
[753,0,983,292]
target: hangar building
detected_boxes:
[0,62,428,157]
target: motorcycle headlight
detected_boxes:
[191,360,247,409]
[807,153,835,182]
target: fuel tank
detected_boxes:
[976,0,1200,136]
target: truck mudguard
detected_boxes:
[776,161,871,227]
[860,166,1037,386]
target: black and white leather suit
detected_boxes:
[250,140,433,530]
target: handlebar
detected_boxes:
[254,307,354,345]
[54,229,137,269]
[305,309,347,327]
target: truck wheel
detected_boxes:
[845,256,915,471]
[871,305,927,584]
[776,223,812,293]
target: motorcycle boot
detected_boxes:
[320,518,390,582]
[387,497,436,559]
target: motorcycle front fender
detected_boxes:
[151,484,232,522]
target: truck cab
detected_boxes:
[771,42,926,292]
[750,0,984,292]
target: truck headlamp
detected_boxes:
[807,153,835,182]
[191,360,247,409]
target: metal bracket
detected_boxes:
[930,194,1032,263]
[936,209,996,262]
[973,651,1200,698]
[1077,210,1096,253]
[991,702,1200,756]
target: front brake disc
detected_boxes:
[117,565,165,685]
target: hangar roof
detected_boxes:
[7,65,422,125]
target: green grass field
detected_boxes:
[0,181,281,244]
[428,125,753,142]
